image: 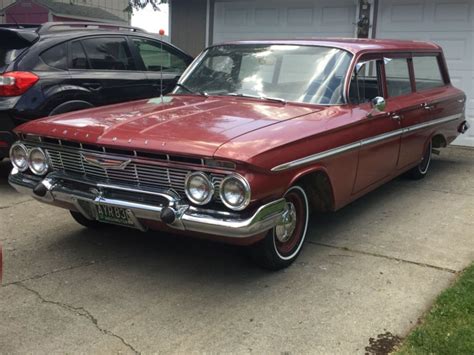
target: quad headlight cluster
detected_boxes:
[9,143,49,176]
[185,172,251,211]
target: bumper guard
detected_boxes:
[8,169,288,239]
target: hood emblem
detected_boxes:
[81,153,131,170]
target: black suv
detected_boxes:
[0,22,193,159]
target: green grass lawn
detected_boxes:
[397,263,474,354]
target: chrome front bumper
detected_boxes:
[8,169,287,238]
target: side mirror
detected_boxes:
[368,96,386,117]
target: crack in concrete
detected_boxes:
[1,260,100,288]
[308,241,458,274]
[0,198,34,210]
[15,282,140,354]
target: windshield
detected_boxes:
[177,44,352,105]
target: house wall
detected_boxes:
[170,0,208,56]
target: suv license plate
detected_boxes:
[95,204,136,227]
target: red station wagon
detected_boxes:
[8,39,470,269]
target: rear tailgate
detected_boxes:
[0,28,39,73]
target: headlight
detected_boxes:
[28,147,49,176]
[219,174,251,211]
[9,143,29,172]
[185,172,214,205]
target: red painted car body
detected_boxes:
[8,39,469,269]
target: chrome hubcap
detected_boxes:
[275,202,297,243]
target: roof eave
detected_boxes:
[50,11,126,24]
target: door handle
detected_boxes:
[84,83,102,91]
[422,103,434,111]
[390,113,402,121]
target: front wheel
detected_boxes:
[249,185,309,270]
[70,211,104,229]
[408,140,432,180]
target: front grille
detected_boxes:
[25,142,227,200]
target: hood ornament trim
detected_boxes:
[81,152,131,170]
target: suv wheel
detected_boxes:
[49,101,94,116]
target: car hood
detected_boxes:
[16,95,321,158]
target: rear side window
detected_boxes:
[40,43,67,70]
[132,38,188,73]
[81,37,135,70]
[413,56,445,90]
[70,41,89,69]
[384,58,412,97]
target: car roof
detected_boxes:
[39,29,152,40]
[219,38,442,54]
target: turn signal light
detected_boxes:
[0,71,39,96]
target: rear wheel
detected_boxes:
[250,185,309,270]
[49,101,94,116]
[408,140,432,180]
[70,211,104,229]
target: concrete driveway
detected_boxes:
[1,147,473,354]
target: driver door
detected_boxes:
[350,55,402,194]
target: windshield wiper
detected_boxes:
[227,92,286,104]
[175,83,208,97]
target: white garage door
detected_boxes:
[377,0,474,146]
[213,0,357,43]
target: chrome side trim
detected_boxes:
[402,114,462,134]
[362,128,403,146]
[272,141,361,172]
[272,113,463,172]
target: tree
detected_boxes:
[127,0,167,11]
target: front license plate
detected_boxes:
[95,204,136,227]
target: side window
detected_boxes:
[349,59,382,104]
[70,41,89,69]
[384,58,412,97]
[81,37,135,70]
[39,43,67,70]
[132,38,188,73]
[413,55,445,90]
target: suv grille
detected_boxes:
[25,142,227,199]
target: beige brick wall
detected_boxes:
[0,0,130,23]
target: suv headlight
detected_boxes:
[185,172,215,205]
[219,174,251,211]
[28,147,49,176]
[9,143,29,172]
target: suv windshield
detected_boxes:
[178,44,352,105]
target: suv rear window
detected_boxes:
[81,37,135,70]
[413,55,445,90]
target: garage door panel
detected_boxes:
[287,7,314,25]
[214,0,356,44]
[379,0,425,30]
[429,35,472,71]
[433,2,472,24]
[380,0,474,31]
